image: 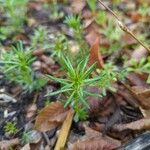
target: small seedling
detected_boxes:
[21,130,32,145]
[46,56,98,121]
[101,19,123,55]
[87,0,106,26]
[0,0,28,39]
[31,26,49,49]
[43,1,64,20]
[46,56,123,121]
[4,121,18,135]
[127,57,150,83]
[87,0,97,12]
[0,41,46,92]
[102,19,123,41]
[51,34,68,59]
[64,15,83,41]
[138,3,149,17]
[95,11,107,26]
[64,15,88,62]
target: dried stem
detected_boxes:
[98,0,150,53]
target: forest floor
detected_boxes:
[0,0,150,149]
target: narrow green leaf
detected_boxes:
[45,88,72,97]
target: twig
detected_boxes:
[98,0,150,53]
[54,109,74,150]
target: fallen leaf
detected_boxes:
[114,118,150,131]
[0,138,19,150]
[21,144,30,150]
[35,101,69,132]
[131,86,150,117]
[26,104,37,120]
[71,0,86,14]
[88,38,104,69]
[132,86,150,109]
[128,46,148,65]
[72,127,121,150]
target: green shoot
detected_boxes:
[46,56,123,121]
[97,63,118,95]
[138,3,149,17]
[64,15,83,40]
[21,130,32,145]
[51,34,68,59]
[127,57,150,83]
[101,19,123,55]
[46,56,98,121]
[31,26,49,49]
[87,0,97,12]
[0,41,46,92]
[95,11,107,26]
[64,15,88,63]
[4,121,18,135]
[0,0,28,39]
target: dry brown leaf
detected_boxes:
[84,21,100,46]
[132,86,150,109]
[72,127,121,150]
[131,46,148,61]
[26,104,37,120]
[0,138,19,150]
[71,0,86,14]
[35,101,69,132]
[88,38,104,69]
[114,118,150,131]
[21,144,30,150]
[131,86,150,117]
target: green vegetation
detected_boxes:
[4,121,18,135]
[138,3,149,17]
[46,56,122,121]
[127,57,150,83]
[64,15,88,62]
[87,0,97,12]
[31,26,49,49]
[21,130,32,145]
[0,42,46,92]
[101,19,123,55]
[51,34,68,59]
[64,15,83,42]
[0,0,28,40]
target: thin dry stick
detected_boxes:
[54,109,75,150]
[98,0,150,53]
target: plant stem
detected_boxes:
[98,0,150,53]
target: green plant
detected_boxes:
[127,57,150,83]
[31,26,49,49]
[95,11,107,26]
[46,56,97,121]
[0,0,28,39]
[0,41,46,92]
[97,63,127,95]
[87,0,106,26]
[43,1,64,20]
[46,56,122,121]
[138,3,149,17]
[64,15,88,62]
[64,15,83,41]
[4,121,18,135]
[21,130,32,145]
[102,19,123,41]
[51,34,68,59]
[101,19,123,55]
[87,0,97,12]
